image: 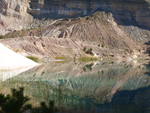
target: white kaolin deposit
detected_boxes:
[0,43,38,70]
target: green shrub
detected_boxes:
[83,67,86,72]
[83,46,87,52]
[101,70,104,75]
[55,57,67,60]
[0,87,30,113]
[89,48,92,52]
[102,44,104,48]
[0,87,58,113]
[26,56,39,62]
[0,35,3,39]
[98,44,100,47]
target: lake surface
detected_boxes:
[0,61,150,113]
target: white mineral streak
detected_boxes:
[0,66,35,81]
[0,43,38,70]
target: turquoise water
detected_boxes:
[0,61,150,113]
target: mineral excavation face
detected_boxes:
[0,0,150,31]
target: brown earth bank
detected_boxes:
[0,0,150,62]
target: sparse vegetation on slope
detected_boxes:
[55,57,67,60]
[26,56,39,62]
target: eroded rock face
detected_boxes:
[0,0,29,13]
[0,0,150,35]
[27,0,150,28]
[0,0,32,35]
[26,0,150,43]
[28,0,150,42]
[0,0,150,60]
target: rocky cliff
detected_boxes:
[1,0,150,33]
[0,0,150,61]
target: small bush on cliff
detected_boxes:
[83,67,86,72]
[102,44,104,48]
[86,17,89,20]
[83,46,87,52]
[101,70,104,75]
[89,48,92,52]
[98,44,100,47]
[0,35,3,39]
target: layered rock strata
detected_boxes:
[0,0,150,60]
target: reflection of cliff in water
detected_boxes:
[0,61,150,112]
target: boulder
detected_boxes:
[15,4,21,12]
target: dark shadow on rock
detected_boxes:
[144,72,150,76]
[92,85,150,113]
[94,0,150,31]
[143,41,150,56]
[144,41,150,45]
[29,0,150,31]
[143,62,150,76]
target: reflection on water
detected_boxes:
[0,66,36,82]
[0,61,150,113]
